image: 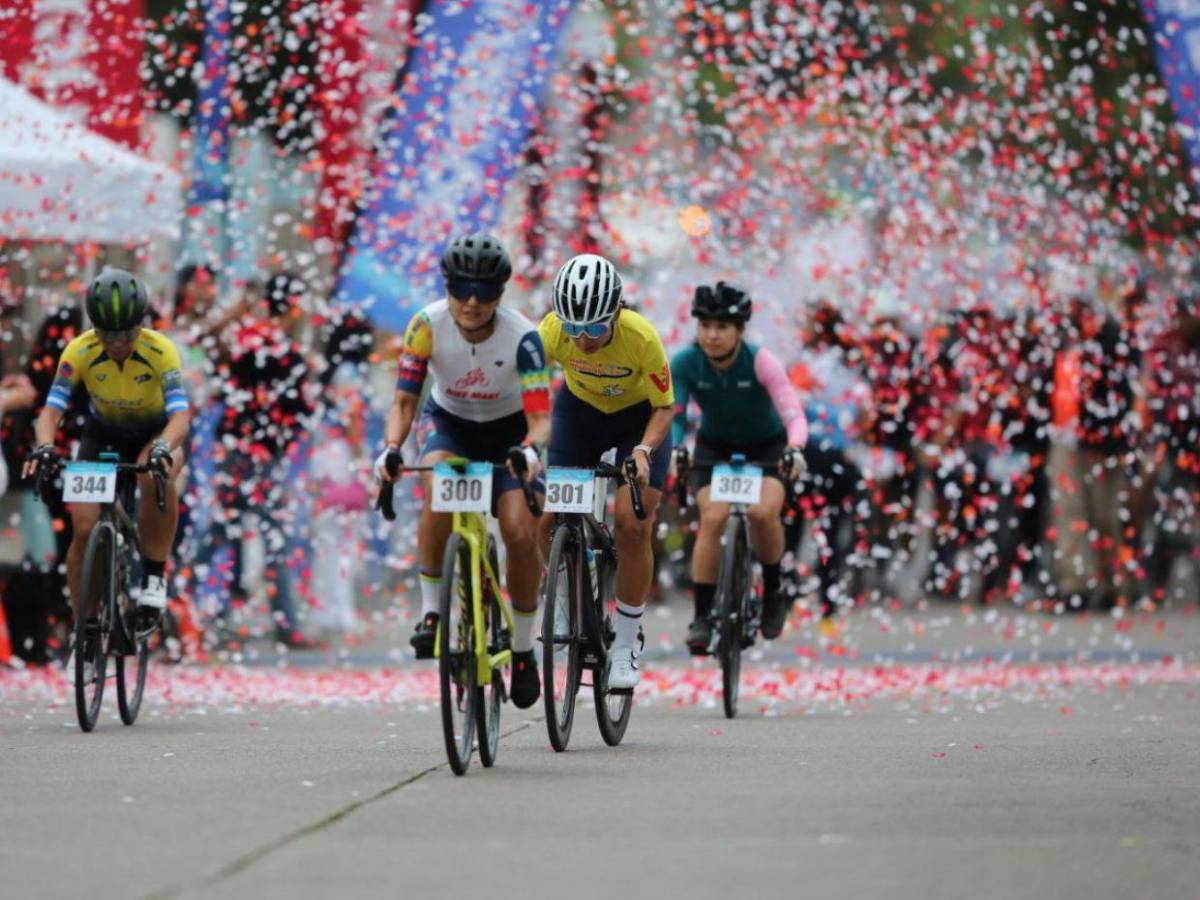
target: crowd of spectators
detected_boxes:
[1,265,1198,667]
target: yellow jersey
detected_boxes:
[538,308,675,414]
[47,328,190,433]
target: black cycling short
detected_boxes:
[688,431,787,497]
[77,420,188,465]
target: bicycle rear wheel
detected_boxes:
[75,523,114,733]
[542,525,582,751]
[717,517,746,720]
[594,578,633,746]
[476,536,503,768]
[438,532,477,775]
[116,631,149,725]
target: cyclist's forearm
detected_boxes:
[640,406,674,451]
[524,410,550,448]
[33,406,63,447]
[385,391,419,447]
[159,410,192,451]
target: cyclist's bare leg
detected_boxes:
[67,503,101,618]
[136,446,185,564]
[692,486,729,585]
[496,489,542,613]
[746,478,786,564]
[613,485,661,609]
[417,450,457,576]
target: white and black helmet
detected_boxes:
[552,254,623,326]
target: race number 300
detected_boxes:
[431,462,492,513]
[544,468,594,513]
[62,461,117,503]
[709,464,763,505]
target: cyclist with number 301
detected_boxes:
[537,254,675,693]
[670,283,808,653]
[376,234,550,709]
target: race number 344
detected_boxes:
[62,461,117,503]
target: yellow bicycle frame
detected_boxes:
[434,504,516,688]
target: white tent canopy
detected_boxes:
[0,78,182,244]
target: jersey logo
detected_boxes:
[569,360,633,379]
[59,362,74,378]
[649,364,671,394]
[134,373,152,384]
[455,367,489,389]
[96,373,106,382]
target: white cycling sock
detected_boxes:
[614,600,643,650]
[511,608,537,654]
[419,572,441,618]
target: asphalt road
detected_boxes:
[3,601,1198,900]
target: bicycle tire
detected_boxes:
[476,535,503,768]
[438,532,476,775]
[542,524,582,752]
[116,637,149,726]
[717,516,745,720]
[594,554,632,746]
[75,523,114,732]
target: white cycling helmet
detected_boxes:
[552,253,623,325]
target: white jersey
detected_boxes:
[396,300,550,422]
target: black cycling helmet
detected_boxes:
[692,281,751,324]
[85,268,149,331]
[440,233,512,285]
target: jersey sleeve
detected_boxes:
[45,346,81,413]
[515,330,551,416]
[643,329,675,409]
[536,313,560,366]
[396,310,433,395]
[670,350,691,446]
[754,347,808,446]
[158,339,191,416]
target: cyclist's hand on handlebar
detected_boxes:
[629,449,651,489]
[374,446,402,483]
[506,444,541,481]
[781,447,807,481]
[23,443,57,480]
[148,439,174,476]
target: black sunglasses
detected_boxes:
[447,279,504,304]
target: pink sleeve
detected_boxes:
[754,347,808,446]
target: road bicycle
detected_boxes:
[378,450,538,775]
[38,452,166,732]
[541,456,644,751]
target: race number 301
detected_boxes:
[544,468,594,513]
[709,464,763,505]
[62,461,117,504]
[431,462,493,513]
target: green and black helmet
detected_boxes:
[85,268,149,332]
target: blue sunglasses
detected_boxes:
[561,320,611,339]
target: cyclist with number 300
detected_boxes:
[376,234,550,708]
[537,254,675,693]
[670,283,808,653]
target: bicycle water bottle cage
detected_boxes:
[730,453,747,466]
[99,452,121,462]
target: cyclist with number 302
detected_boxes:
[670,283,808,653]
[375,234,551,709]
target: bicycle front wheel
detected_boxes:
[717,517,746,720]
[75,523,115,733]
[594,581,632,746]
[476,535,503,768]
[439,532,477,775]
[116,634,149,726]
[542,525,582,752]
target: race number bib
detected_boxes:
[63,461,117,503]
[431,462,492,513]
[710,464,763,504]
[544,468,595,513]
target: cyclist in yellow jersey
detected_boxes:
[24,270,191,634]
[537,254,674,692]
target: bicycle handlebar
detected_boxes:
[35,457,166,511]
[674,451,797,509]
[376,452,541,522]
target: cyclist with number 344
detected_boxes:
[537,253,675,694]
[23,270,192,657]
[671,282,808,654]
[376,234,551,709]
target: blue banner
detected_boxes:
[334,0,576,332]
[190,0,232,205]
[1141,0,1200,188]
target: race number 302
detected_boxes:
[710,464,763,505]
